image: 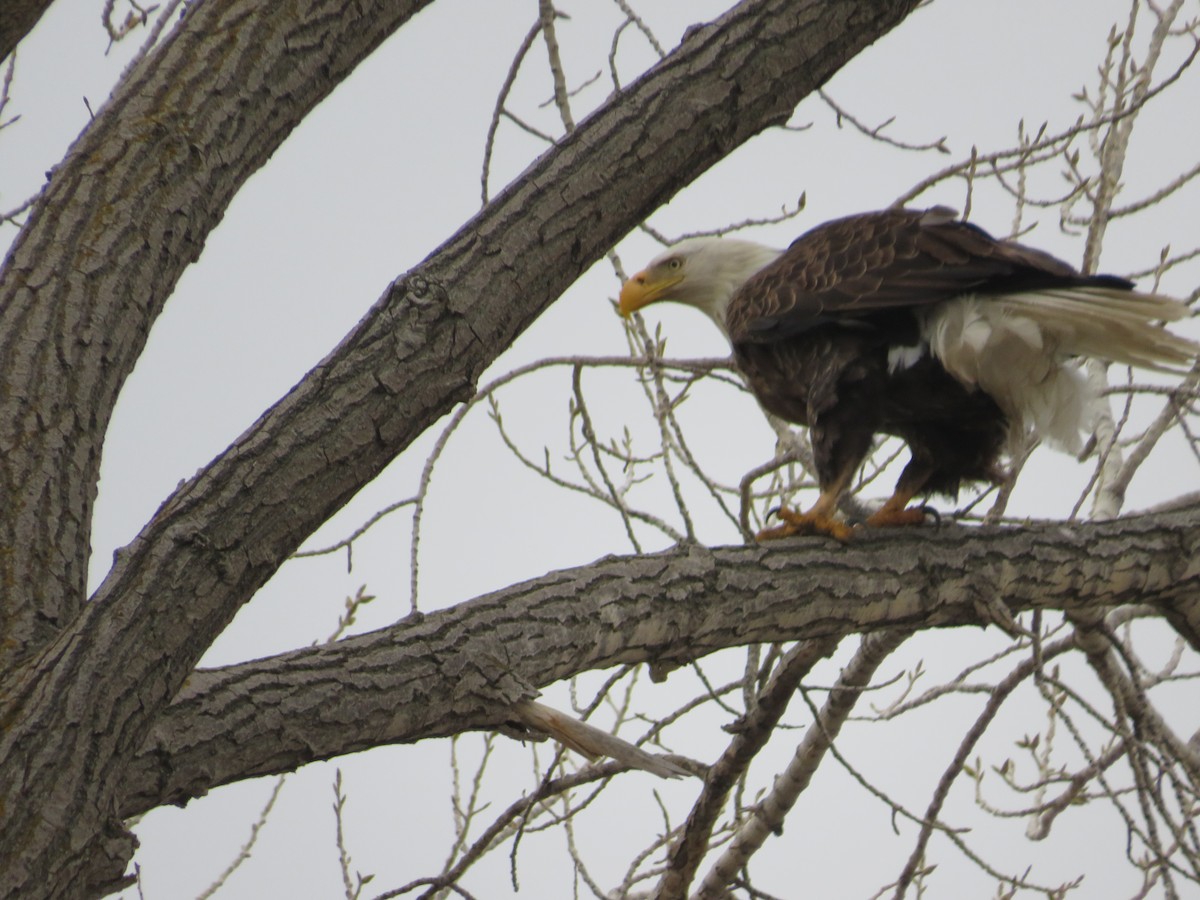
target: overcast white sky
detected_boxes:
[3,1,1199,897]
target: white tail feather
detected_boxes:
[925,289,1198,454]
[995,287,1198,372]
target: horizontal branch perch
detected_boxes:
[122,506,1200,817]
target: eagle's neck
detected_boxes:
[689,239,782,335]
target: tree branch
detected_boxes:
[0,0,54,63]
[654,635,843,900]
[0,2,923,895]
[0,0,438,676]
[118,508,1200,819]
[694,628,912,899]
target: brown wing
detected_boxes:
[725,206,1129,343]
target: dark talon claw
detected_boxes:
[919,503,942,527]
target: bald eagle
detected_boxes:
[619,207,1198,540]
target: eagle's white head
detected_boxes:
[618,237,782,336]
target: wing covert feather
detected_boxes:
[725,208,1125,343]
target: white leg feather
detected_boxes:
[925,298,1103,454]
[926,288,1197,454]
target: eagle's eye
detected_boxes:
[667,258,682,271]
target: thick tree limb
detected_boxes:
[0,2,922,895]
[0,3,921,897]
[0,0,53,63]
[118,510,1200,819]
[0,0,436,676]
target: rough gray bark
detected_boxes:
[0,0,436,680]
[0,0,53,63]
[116,509,1200,818]
[0,1,922,897]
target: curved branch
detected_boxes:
[0,0,437,674]
[0,2,923,894]
[119,508,1200,818]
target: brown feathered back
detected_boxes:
[724,207,1130,344]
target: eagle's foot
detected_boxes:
[864,502,937,529]
[757,506,853,542]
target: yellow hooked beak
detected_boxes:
[618,270,683,318]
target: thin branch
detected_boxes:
[892,636,1076,897]
[694,630,913,899]
[538,0,575,132]
[654,636,842,900]
[195,776,289,900]
[481,21,543,205]
[820,90,949,153]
